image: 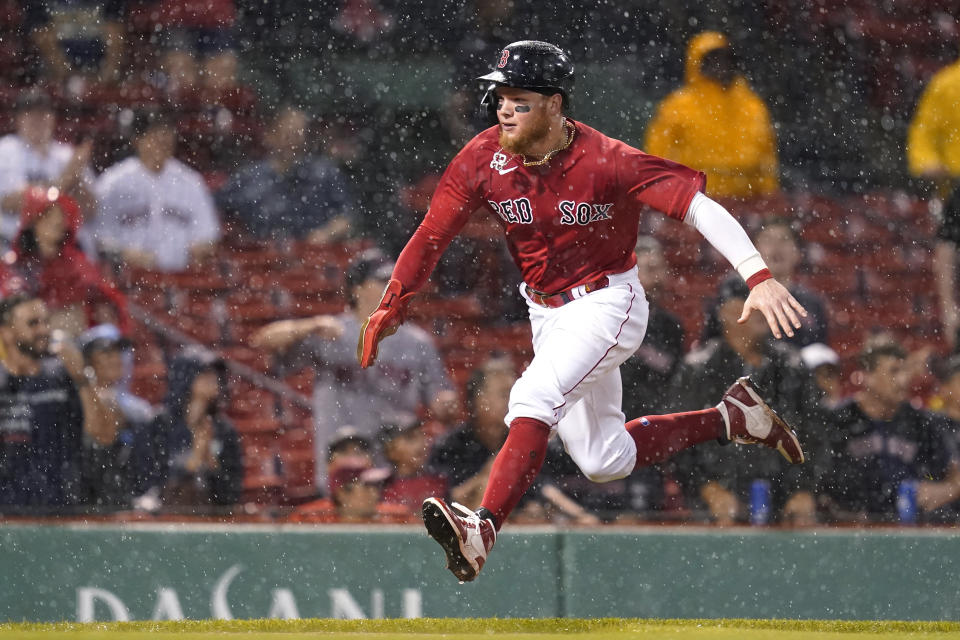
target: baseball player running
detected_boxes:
[358,41,807,582]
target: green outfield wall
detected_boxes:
[1,523,957,622]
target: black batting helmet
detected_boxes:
[478,40,575,123]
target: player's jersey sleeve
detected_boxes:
[392,141,485,292]
[617,146,706,221]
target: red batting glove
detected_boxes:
[357,278,416,368]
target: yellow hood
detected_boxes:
[685,31,730,85]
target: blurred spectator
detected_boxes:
[93,109,220,271]
[281,427,374,519]
[328,464,397,522]
[907,51,960,183]
[149,0,238,95]
[3,187,129,337]
[620,236,685,417]
[136,348,242,507]
[429,356,515,509]
[251,249,457,488]
[23,0,125,85]
[290,462,409,523]
[819,336,960,523]
[752,219,828,347]
[670,277,822,525]
[645,31,779,199]
[800,342,845,411]
[79,326,154,430]
[701,219,828,348]
[378,416,447,512]
[75,328,151,507]
[217,106,354,244]
[0,294,119,507]
[907,54,960,347]
[0,89,95,242]
[326,427,375,478]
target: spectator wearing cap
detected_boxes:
[328,464,390,522]
[217,105,355,244]
[135,347,242,507]
[251,249,457,489]
[2,186,130,337]
[0,89,95,242]
[326,427,374,477]
[93,109,220,272]
[818,336,960,523]
[74,327,152,507]
[668,276,823,525]
[290,462,410,524]
[80,326,154,429]
[378,416,448,513]
[801,342,844,410]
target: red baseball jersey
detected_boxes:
[393,119,706,294]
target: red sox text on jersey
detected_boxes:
[392,119,706,295]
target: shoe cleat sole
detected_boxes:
[422,498,478,582]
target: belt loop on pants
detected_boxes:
[525,276,610,308]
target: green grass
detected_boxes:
[3,618,960,639]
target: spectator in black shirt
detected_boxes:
[429,356,515,509]
[136,347,242,507]
[819,336,960,523]
[0,294,119,508]
[75,328,155,507]
[621,236,685,417]
[670,277,823,524]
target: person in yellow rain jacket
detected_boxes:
[907,57,960,181]
[646,31,779,199]
[908,56,960,348]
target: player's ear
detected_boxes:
[548,93,563,115]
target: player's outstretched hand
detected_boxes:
[357,278,415,368]
[738,278,807,339]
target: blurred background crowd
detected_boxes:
[1,0,960,527]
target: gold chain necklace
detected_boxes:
[520,118,576,167]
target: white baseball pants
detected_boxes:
[505,267,650,483]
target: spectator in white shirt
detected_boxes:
[93,109,220,272]
[0,89,95,243]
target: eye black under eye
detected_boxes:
[515,105,531,113]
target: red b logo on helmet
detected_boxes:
[498,49,510,68]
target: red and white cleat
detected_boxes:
[421,497,496,582]
[717,376,805,464]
